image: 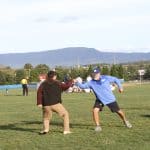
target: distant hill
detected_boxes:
[0,47,150,68]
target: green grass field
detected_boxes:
[0,84,150,150]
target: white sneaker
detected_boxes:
[124,120,132,128]
[63,131,72,135]
[95,126,102,132]
[39,130,49,135]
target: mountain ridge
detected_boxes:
[0,47,150,68]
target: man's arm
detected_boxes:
[106,76,123,92]
[75,81,90,89]
[37,84,43,107]
[60,80,73,91]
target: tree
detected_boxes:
[101,66,110,75]
[29,69,39,82]
[110,65,118,77]
[23,63,33,80]
[70,68,80,79]
[15,69,25,83]
[144,65,150,80]
[126,65,138,80]
[55,66,68,81]
[0,71,6,85]
[87,65,93,74]
[5,74,15,84]
[24,63,33,70]
[117,65,124,78]
[34,64,50,74]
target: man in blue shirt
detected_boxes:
[75,68,132,132]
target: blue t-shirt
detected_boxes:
[76,75,122,105]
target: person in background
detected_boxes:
[21,77,28,96]
[63,74,73,93]
[75,75,83,92]
[37,71,73,135]
[37,74,46,90]
[74,68,132,132]
[63,73,71,83]
[84,75,92,93]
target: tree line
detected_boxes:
[0,63,150,85]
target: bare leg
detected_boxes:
[116,109,127,122]
[93,108,102,131]
[93,108,100,126]
[116,109,132,128]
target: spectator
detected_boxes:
[21,77,28,96]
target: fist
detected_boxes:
[73,79,77,83]
[37,104,43,108]
[119,88,123,93]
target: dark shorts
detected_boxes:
[93,100,120,113]
[106,101,120,113]
[93,100,104,111]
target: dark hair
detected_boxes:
[47,71,57,78]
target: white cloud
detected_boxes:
[0,0,150,53]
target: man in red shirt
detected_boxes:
[37,70,73,135]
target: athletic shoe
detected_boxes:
[63,131,72,135]
[39,130,49,135]
[124,120,132,128]
[95,126,102,132]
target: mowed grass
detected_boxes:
[0,84,150,150]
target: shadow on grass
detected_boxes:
[22,120,93,129]
[22,120,123,129]
[140,114,150,118]
[0,120,125,135]
[0,123,38,133]
[4,94,24,96]
[0,120,94,133]
[21,121,42,125]
[122,107,150,111]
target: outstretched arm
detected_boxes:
[75,80,90,89]
[60,80,73,91]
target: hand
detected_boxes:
[73,79,77,83]
[119,88,123,93]
[37,104,42,108]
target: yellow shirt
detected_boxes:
[21,79,28,84]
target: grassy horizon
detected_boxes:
[0,84,150,150]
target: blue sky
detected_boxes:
[0,0,150,54]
